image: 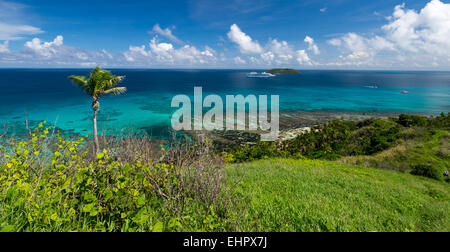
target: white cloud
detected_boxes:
[304,35,320,55]
[327,38,341,47]
[260,51,275,63]
[79,62,97,67]
[265,39,294,62]
[296,50,312,65]
[150,24,183,44]
[24,35,64,57]
[0,40,9,53]
[102,49,113,59]
[233,56,246,64]
[75,52,89,60]
[328,0,450,67]
[227,24,263,54]
[382,0,450,55]
[226,24,316,66]
[1,32,218,67]
[0,22,43,40]
[0,35,113,67]
[0,1,43,40]
[346,51,370,60]
[123,37,217,66]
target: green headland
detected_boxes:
[266,68,301,74]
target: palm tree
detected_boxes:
[69,66,126,153]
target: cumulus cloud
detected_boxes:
[247,41,313,66]
[227,24,315,66]
[24,35,64,57]
[264,39,294,63]
[226,23,320,66]
[346,51,370,60]
[233,56,246,64]
[123,37,217,66]
[327,38,341,47]
[296,50,312,65]
[327,32,395,65]
[328,0,450,67]
[304,36,320,55]
[0,35,115,67]
[227,24,263,54]
[382,0,450,55]
[150,24,183,44]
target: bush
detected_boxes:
[410,164,441,180]
[398,114,429,127]
[229,142,288,163]
[0,123,231,232]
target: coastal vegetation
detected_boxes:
[0,124,232,231]
[0,120,448,232]
[266,68,301,74]
[69,66,126,153]
[227,113,450,180]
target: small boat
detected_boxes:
[364,85,378,89]
[247,72,276,78]
[401,90,409,94]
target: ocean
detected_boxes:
[0,69,449,138]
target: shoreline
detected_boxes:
[183,110,443,149]
[0,109,444,141]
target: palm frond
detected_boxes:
[107,75,126,88]
[102,87,127,95]
[68,75,91,95]
[70,66,126,98]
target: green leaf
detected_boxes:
[95,222,106,232]
[152,222,164,232]
[96,153,105,160]
[136,194,146,208]
[83,192,97,203]
[0,225,14,232]
[82,203,94,213]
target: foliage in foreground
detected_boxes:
[0,123,232,232]
[226,158,450,232]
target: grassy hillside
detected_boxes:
[226,158,450,232]
[340,129,449,174]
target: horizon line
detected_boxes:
[1,67,450,72]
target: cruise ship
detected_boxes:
[247,72,276,78]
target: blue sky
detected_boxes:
[0,0,449,69]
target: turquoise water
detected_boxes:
[0,69,449,137]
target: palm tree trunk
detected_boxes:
[92,97,100,153]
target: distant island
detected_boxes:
[266,68,301,74]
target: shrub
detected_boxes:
[398,114,429,127]
[410,164,441,180]
[0,123,231,232]
[230,142,288,163]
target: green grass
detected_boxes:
[226,158,450,232]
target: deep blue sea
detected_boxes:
[0,69,449,137]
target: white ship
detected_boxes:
[247,72,276,78]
